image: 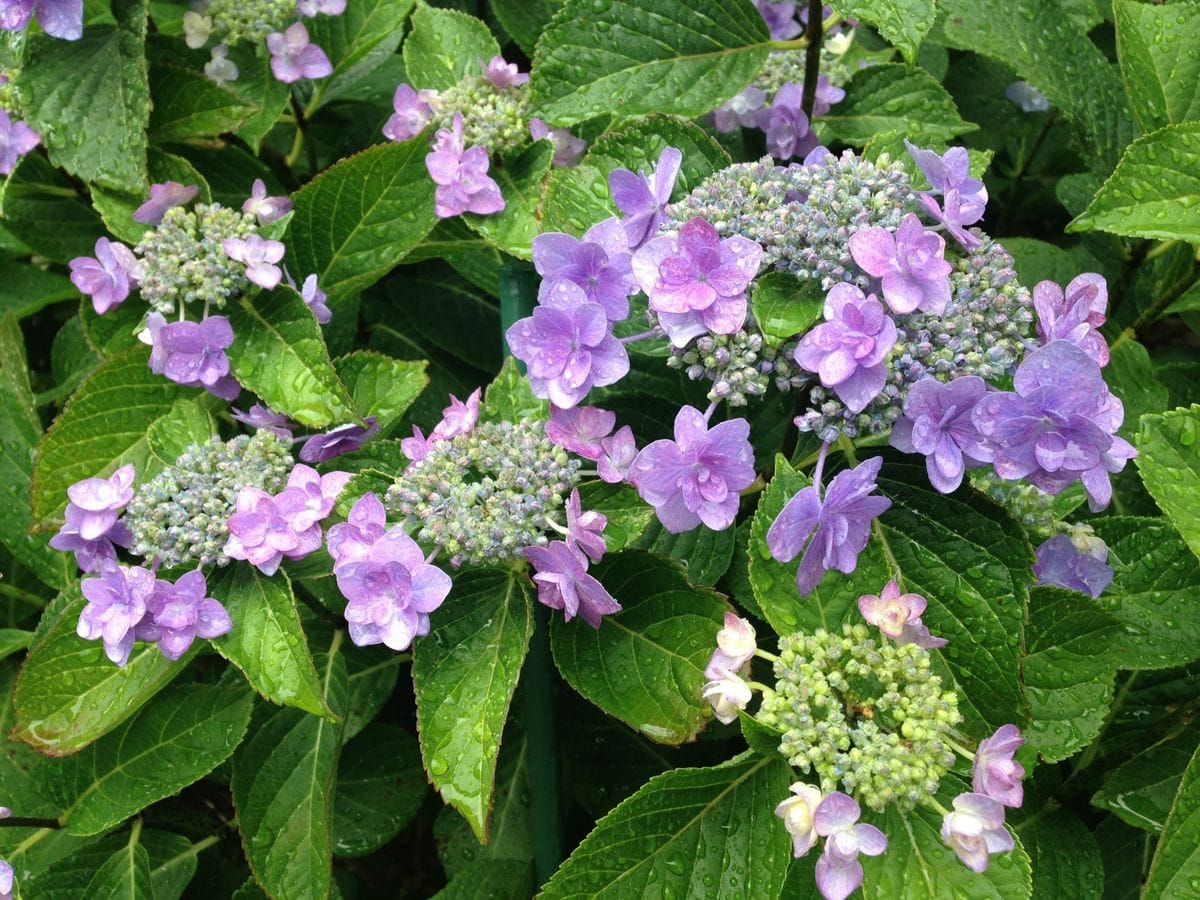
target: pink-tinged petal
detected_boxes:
[833,362,887,414]
[814,792,861,835]
[766,485,821,562]
[699,292,748,335]
[848,227,896,277]
[815,854,863,900]
[879,272,924,314]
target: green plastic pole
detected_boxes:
[498,261,564,886]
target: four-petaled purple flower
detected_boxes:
[533,217,637,321]
[529,118,587,168]
[849,213,952,315]
[793,284,897,414]
[608,146,682,249]
[918,188,986,251]
[78,561,155,666]
[267,22,332,83]
[1033,273,1109,367]
[889,375,989,494]
[49,505,131,573]
[69,237,139,315]
[941,792,1014,873]
[547,404,616,460]
[300,273,331,323]
[775,782,823,858]
[525,540,622,628]
[135,570,232,660]
[598,425,638,484]
[505,279,629,409]
[631,216,763,347]
[564,488,607,563]
[0,109,40,174]
[755,0,801,39]
[630,406,756,532]
[224,486,320,575]
[857,580,946,649]
[704,612,756,680]
[430,388,481,442]
[425,114,505,218]
[973,724,1025,808]
[145,313,240,400]
[299,417,380,463]
[481,54,528,88]
[132,181,199,225]
[905,141,987,199]
[232,403,294,440]
[972,340,1136,511]
[222,234,286,290]
[807,75,846,118]
[813,792,888,900]
[1033,534,1113,598]
[0,0,82,40]
[757,83,818,161]
[767,456,892,596]
[50,464,135,572]
[383,85,434,142]
[277,464,351,533]
[327,492,389,572]
[242,178,293,225]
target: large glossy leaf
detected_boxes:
[821,63,976,145]
[402,4,499,90]
[332,723,426,856]
[1095,722,1200,835]
[828,0,935,64]
[1144,737,1200,898]
[1114,0,1200,133]
[307,0,415,108]
[82,830,155,900]
[0,152,106,263]
[1134,405,1200,562]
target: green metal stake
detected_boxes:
[498,261,564,886]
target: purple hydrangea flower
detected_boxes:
[132,181,199,226]
[1033,534,1113,598]
[49,507,131,573]
[224,486,319,575]
[327,492,388,572]
[793,284,897,414]
[757,83,818,161]
[918,188,985,250]
[336,526,452,651]
[426,114,505,218]
[755,0,801,39]
[525,540,621,628]
[565,488,607,563]
[300,273,331,323]
[267,22,332,83]
[631,216,763,347]
[767,456,892,596]
[505,279,629,408]
[711,86,768,133]
[297,0,346,15]
[973,724,1025,808]
[775,782,823,858]
[1033,273,1109,367]
[299,417,380,463]
[598,425,638,484]
[904,141,986,198]
[276,464,351,533]
[69,237,139,315]
[808,75,846,118]
[889,375,989,494]
[849,213,952,315]
[60,464,135,540]
[429,388,481,442]
[78,562,154,666]
[608,146,682,249]
[242,178,293,225]
[630,406,755,532]
[135,570,232,660]
[481,54,528,88]
[0,109,40,174]
[813,792,888,900]
[704,612,756,680]
[0,0,82,40]
[145,313,240,400]
[941,792,1014,873]
[533,217,637,321]
[222,234,286,290]
[547,404,616,460]
[383,84,434,142]
[857,580,947,649]
[971,340,1136,511]
[0,858,12,900]
[232,403,294,440]
[529,118,587,168]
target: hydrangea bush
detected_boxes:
[0,0,1198,897]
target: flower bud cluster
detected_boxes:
[757,624,961,812]
[202,0,295,44]
[125,430,293,568]
[754,48,849,96]
[385,419,581,567]
[134,204,258,314]
[428,76,532,156]
[969,471,1059,534]
[666,327,781,406]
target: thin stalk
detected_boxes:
[800,0,825,121]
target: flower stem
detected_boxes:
[754,648,780,663]
[925,797,951,817]
[703,399,720,423]
[618,328,663,344]
[945,735,977,762]
[800,0,826,121]
[812,440,831,498]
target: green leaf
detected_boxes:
[1024,587,1121,762]
[231,633,347,900]
[576,481,655,555]
[0,256,78,319]
[332,723,426,856]
[0,630,32,663]
[820,63,976,146]
[31,348,214,528]
[286,139,439,303]
[463,141,554,259]
[749,272,824,342]
[551,551,730,744]
[436,859,536,900]
[224,43,291,153]
[19,828,198,899]
[584,115,733,199]
[342,645,401,740]
[16,0,150,193]
[402,4,499,90]
[83,831,155,900]
[1144,736,1200,898]
[1014,808,1104,899]
[1136,404,1200,561]
[490,0,562,55]
[208,566,333,719]
[11,586,196,755]
[828,0,935,64]
[1114,0,1200,133]
[0,152,105,263]
[227,286,357,429]
[540,753,792,898]
[91,149,212,247]
[542,163,617,236]
[46,684,253,836]
[479,356,548,423]
[413,568,534,843]
[307,0,415,108]
[334,351,429,438]
[1094,722,1200,833]
[628,519,736,587]
[531,0,771,126]
[1069,123,1200,241]
[1092,517,1200,671]
[147,52,254,141]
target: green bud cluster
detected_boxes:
[969,471,1059,535]
[203,0,295,44]
[125,431,293,569]
[757,624,962,812]
[666,327,778,406]
[428,76,531,155]
[754,48,850,97]
[134,204,258,315]
[385,419,580,567]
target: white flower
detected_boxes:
[702,669,751,724]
